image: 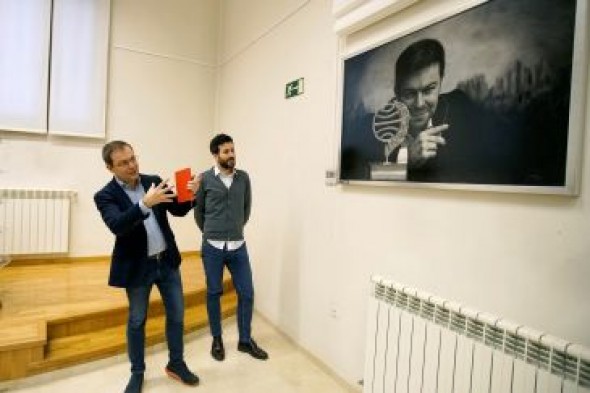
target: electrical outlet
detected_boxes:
[325,169,339,186]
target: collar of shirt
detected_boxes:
[214,166,237,189]
[214,165,236,178]
[115,176,141,191]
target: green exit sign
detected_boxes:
[285,78,304,99]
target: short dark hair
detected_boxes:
[102,140,132,166]
[394,39,445,95]
[210,133,233,155]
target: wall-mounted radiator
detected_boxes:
[0,189,76,256]
[364,276,590,393]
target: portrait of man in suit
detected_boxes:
[340,0,577,189]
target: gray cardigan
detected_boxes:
[194,167,251,241]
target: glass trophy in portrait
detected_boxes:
[370,97,410,181]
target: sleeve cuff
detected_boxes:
[138,199,151,216]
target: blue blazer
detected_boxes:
[94,174,193,288]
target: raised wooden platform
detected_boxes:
[0,253,236,381]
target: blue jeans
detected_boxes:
[201,241,254,343]
[125,256,184,374]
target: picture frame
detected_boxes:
[337,0,588,195]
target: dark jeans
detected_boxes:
[201,241,254,343]
[125,256,184,374]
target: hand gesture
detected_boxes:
[186,174,202,200]
[408,124,448,168]
[142,179,176,208]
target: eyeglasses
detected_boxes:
[113,155,138,168]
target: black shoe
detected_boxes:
[165,361,200,386]
[124,373,144,393]
[237,338,269,360]
[211,335,225,361]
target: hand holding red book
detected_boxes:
[174,168,193,203]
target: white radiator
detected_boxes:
[0,189,76,255]
[363,276,590,393]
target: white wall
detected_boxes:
[216,0,590,387]
[0,0,219,256]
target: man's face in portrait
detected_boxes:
[396,63,442,133]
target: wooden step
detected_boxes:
[28,292,237,375]
[45,280,233,340]
[0,255,237,381]
[0,320,46,380]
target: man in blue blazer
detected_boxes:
[94,140,200,393]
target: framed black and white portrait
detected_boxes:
[338,0,588,195]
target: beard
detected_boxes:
[219,157,235,170]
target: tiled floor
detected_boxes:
[1,314,358,393]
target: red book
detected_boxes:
[175,168,193,203]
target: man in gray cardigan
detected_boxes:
[194,133,268,362]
